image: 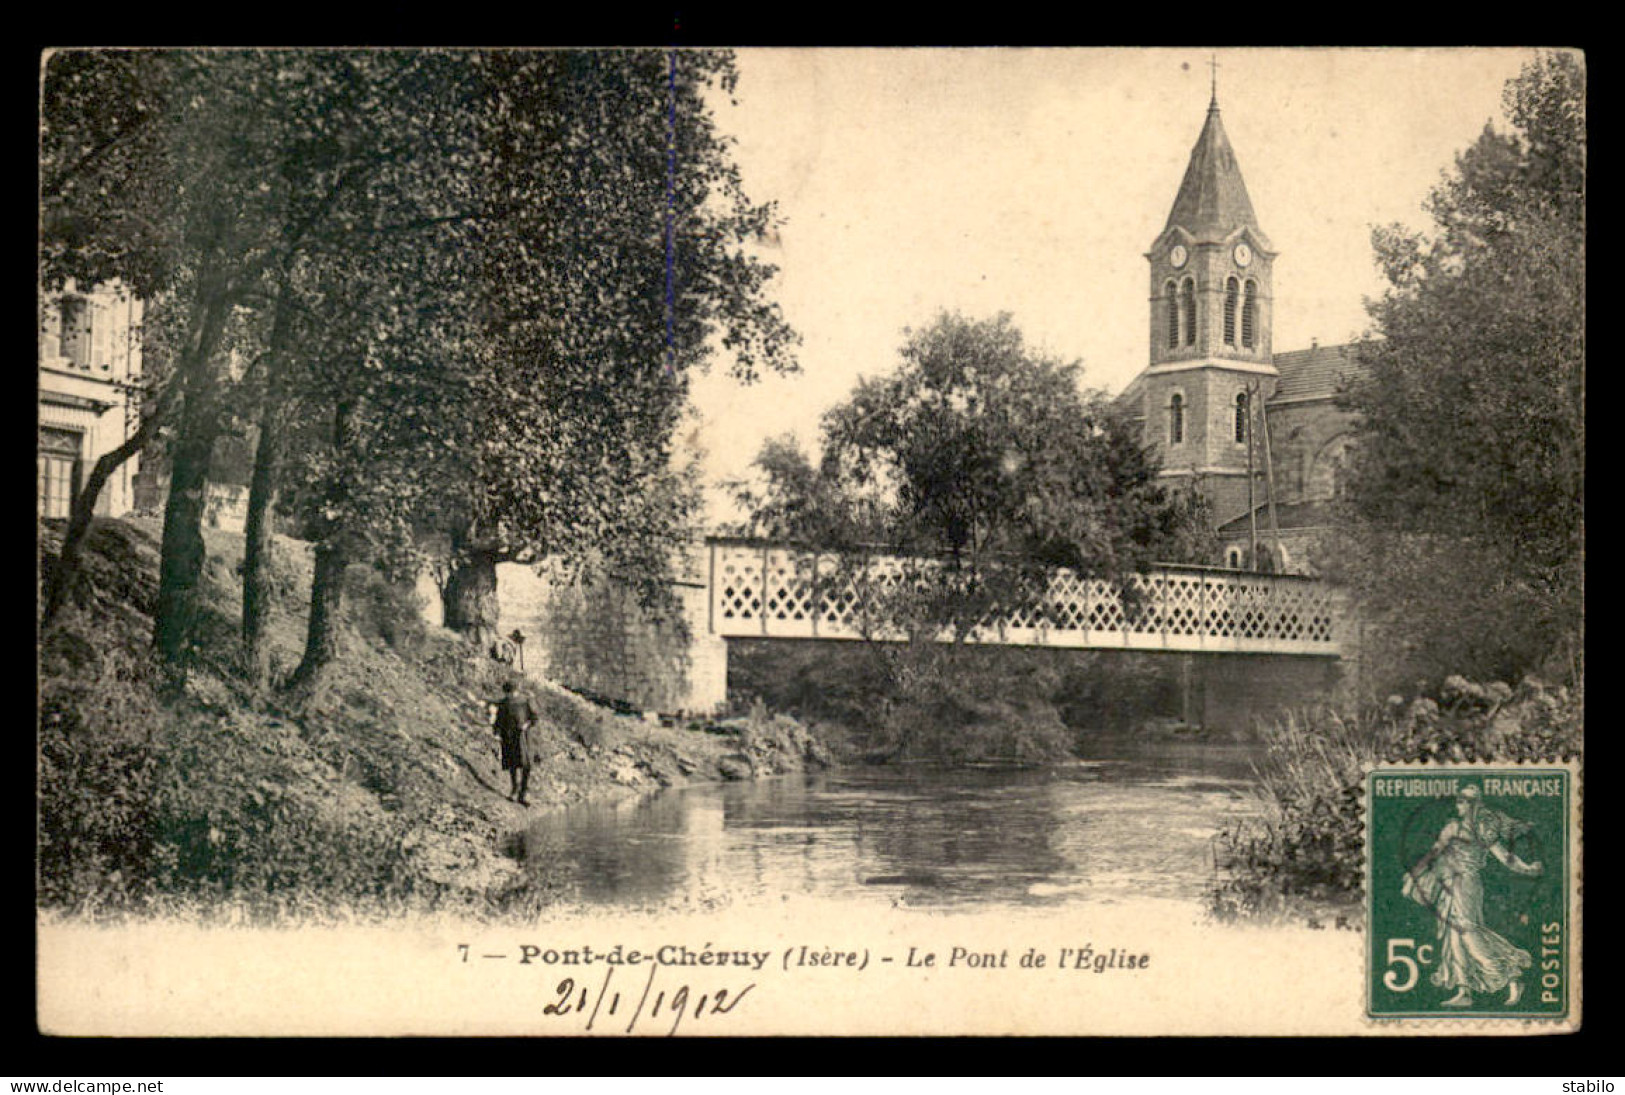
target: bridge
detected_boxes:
[493,536,1348,723]
[705,538,1340,656]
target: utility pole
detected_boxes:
[1245,382,1259,569]
[1260,386,1283,572]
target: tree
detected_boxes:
[263,50,796,683]
[741,311,1215,638]
[43,50,381,666]
[39,51,178,629]
[726,433,885,546]
[1330,52,1584,687]
[424,50,798,643]
[44,50,794,687]
[370,51,799,643]
[43,51,258,662]
[733,311,1212,762]
[240,52,501,687]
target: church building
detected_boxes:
[1117,87,1365,575]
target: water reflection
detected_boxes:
[521,739,1262,913]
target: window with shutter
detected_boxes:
[90,297,110,370]
[58,296,92,366]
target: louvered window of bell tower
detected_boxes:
[1165,280,1179,349]
[1241,279,1258,350]
[1179,279,1196,347]
[1224,277,1238,345]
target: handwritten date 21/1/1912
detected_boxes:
[539,962,753,1035]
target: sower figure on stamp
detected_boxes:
[491,679,539,806]
[1403,785,1543,1007]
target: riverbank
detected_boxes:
[37,517,831,923]
[1209,677,1583,918]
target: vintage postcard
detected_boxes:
[37,46,1582,1037]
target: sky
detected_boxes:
[681,47,1548,526]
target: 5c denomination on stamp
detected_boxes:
[1366,764,1576,1019]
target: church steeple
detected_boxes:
[1162,96,1270,249]
[1137,83,1279,512]
[1145,87,1276,371]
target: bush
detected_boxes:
[1210,707,1374,916]
[852,643,1075,764]
[1211,673,1583,918]
[149,781,417,912]
[37,645,162,911]
[1385,675,1582,764]
[728,640,1190,762]
[345,563,430,656]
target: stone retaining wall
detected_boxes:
[430,546,727,716]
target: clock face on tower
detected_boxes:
[1233,242,1252,267]
[1169,244,1188,269]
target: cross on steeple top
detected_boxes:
[1160,63,1270,248]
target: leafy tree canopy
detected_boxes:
[41,49,799,657]
[1331,51,1584,685]
[734,311,1215,637]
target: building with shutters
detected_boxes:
[1116,88,1367,575]
[38,281,145,520]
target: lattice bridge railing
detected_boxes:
[706,539,1339,656]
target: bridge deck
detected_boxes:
[706,541,1340,656]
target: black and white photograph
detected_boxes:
[35,46,1582,1037]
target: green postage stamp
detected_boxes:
[1366,764,1578,1020]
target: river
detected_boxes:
[520,736,1269,916]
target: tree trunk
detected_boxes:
[41,408,160,628]
[442,547,501,648]
[242,289,295,687]
[152,285,231,667]
[286,396,361,690]
[153,426,215,666]
[288,536,349,690]
[241,402,285,686]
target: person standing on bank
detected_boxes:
[491,679,538,805]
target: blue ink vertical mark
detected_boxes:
[664,46,678,378]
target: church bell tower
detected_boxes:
[1139,80,1278,523]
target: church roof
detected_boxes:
[1269,342,1368,402]
[1164,100,1270,248]
[1215,500,1331,535]
[1116,371,1147,415]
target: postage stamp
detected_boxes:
[1366,764,1577,1020]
